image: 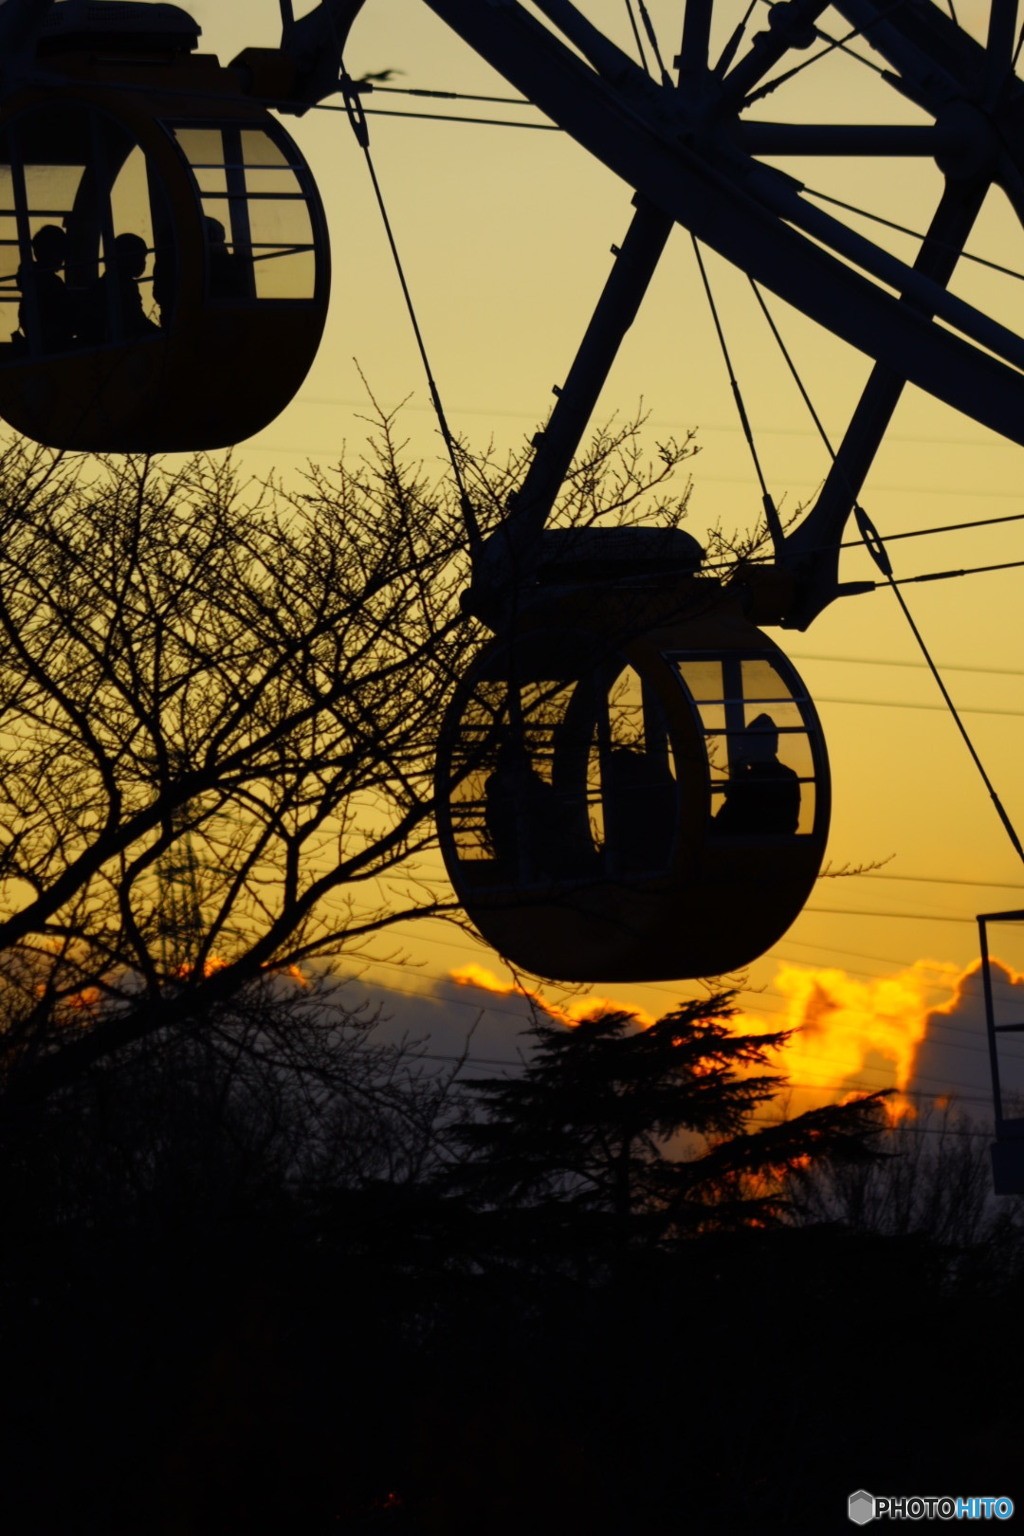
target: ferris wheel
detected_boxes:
[1,0,1024,992]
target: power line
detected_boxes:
[804,906,977,924]
[860,872,1024,889]
[774,934,953,968]
[815,693,1024,719]
[279,397,1024,450]
[789,651,1024,679]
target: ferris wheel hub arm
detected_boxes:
[280,0,1024,631]
[779,173,990,628]
[718,0,833,106]
[736,121,956,156]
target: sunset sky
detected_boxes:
[190,0,1024,1121]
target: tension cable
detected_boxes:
[339,72,481,548]
[623,0,651,73]
[750,277,1024,866]
[804,187,1024,285]
[635,0,672,83]
[692,238,785,551]
[855,506,1024,865]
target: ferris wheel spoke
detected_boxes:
[526,0,645,83]
[994,153,1024,230]
[713,0,762,77]
[678,0,715,76]
[985,0,1020,93]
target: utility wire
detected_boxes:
[339,73,481,549]
[862,872,1024,888]
[806,905,984,924]
[815,692,1024,719]
[701,553,1024,582]
[790,650,1024,678]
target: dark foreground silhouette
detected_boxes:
[0,998,1020,1536]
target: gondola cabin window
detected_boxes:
[672,653,819,837]
[171,125,317,302]
[0,104,167,358]
[446,650,677,891]
[0,91,328,449]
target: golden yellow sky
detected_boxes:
[189,2,1024,1111]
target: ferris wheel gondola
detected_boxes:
[437,552,830,982]
[0,3,329,450]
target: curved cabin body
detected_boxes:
[0,3,329,451]
[437,578,830,982]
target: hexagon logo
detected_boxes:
[848,1490,875,1525]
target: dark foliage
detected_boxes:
[3,985,1020,1535]
[446,995,889,1252]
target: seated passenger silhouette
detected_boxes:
[204,217,248,300]
[16,224,75,353]
[151,240,177,328]
[485,741,569,882]
[712,713,801,836]
[604,745,676,873]
[76,232,160,345]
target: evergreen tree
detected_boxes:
[449,993,888,1252]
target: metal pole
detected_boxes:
[979,917,1006,1132]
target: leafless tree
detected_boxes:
[788,1098,1024,1278]
[0,409,477,1105]
[0,407,700,1111]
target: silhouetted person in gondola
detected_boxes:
[713,712,800,836]
[76,232,160,345]
[604,744,676,873]
[16,224,75,353]
[204,217,248,300]
[485,741,561,881]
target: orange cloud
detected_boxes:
[448,963,654,1029]
[449,963,518,997]
[448,955,1009,1121]
[734,959,981,1117]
